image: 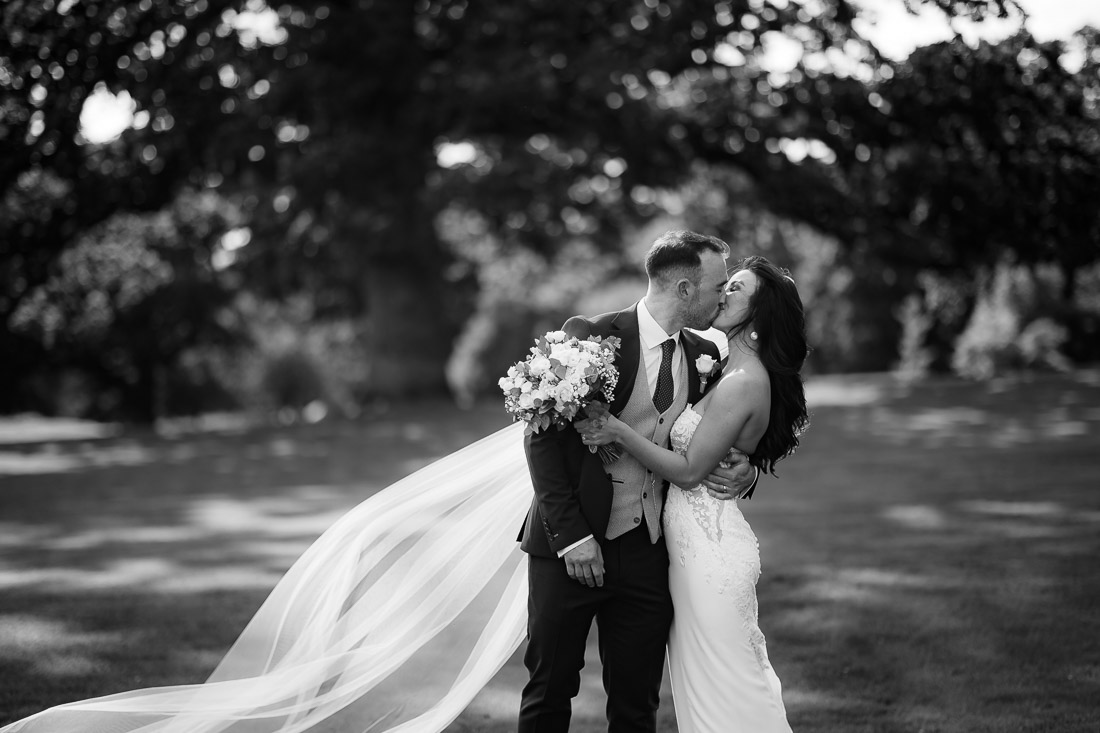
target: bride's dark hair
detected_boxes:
[728,256,810,474]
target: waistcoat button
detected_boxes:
[633,517,640,524]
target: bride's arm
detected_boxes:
[586,373,765,486]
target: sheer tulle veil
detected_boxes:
[1,422,532,733]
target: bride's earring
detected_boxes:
[750,331,758,341]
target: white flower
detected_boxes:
[554,382,576,401]
[695,354,718,375]
[529,355,552,375]
[553,347,581,367]
[545,330,568,343]
[518,392,535,409]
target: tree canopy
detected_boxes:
[4,0,1095,418]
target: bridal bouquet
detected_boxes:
[500,331,623,463]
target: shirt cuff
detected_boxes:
[557,535,594,558]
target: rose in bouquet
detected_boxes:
[499,330,623,463]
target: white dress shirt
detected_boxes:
[636,298,687,399]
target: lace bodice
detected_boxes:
[665,406,760,586]
[668,404,705,465]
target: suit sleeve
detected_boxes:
[703,337,721,368]
[522,316,596,553]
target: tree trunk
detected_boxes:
[348,0,458,398]
[360,230,456,398]
[1062,264,1077,303]
[129,358,159,424]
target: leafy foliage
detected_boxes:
[2,0,1093,417]
[9,190,244,419]
[769,27,1100,276]
[951,261,1073,379]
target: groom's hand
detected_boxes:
[702,450,756,501]
[563,538,604,587]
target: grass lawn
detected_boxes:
[1,371,1098,732]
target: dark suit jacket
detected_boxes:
[518,304,723,558]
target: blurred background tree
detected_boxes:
[9,190,244,420]
[797,27,1100,373]
[2,0,1096,421]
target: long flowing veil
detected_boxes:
[1,422,532,733]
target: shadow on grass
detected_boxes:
[2,373,1099,731]
[751,370,1100,732]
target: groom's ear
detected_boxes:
[675,278,693,299]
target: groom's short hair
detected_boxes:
[644,230,730,286]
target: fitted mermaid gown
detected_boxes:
[662,406,793,733]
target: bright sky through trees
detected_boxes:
[79,0,1100,145]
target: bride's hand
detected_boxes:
[578,414,622,446]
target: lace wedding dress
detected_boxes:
[663,406,793,733]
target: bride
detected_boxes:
[580,255,808,732]
[1,256,806,733]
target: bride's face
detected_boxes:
[713,269,760,333]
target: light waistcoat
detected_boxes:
[604,344,689,542]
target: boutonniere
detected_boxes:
[695,354,719,392]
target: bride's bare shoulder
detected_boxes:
[712,364,770,407]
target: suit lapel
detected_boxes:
[609,306,640,416]
[681,331,703,404]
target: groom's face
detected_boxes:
[683,251,729,330]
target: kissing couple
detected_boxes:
[2,231,809,733]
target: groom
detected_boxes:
[517,230,759,732]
